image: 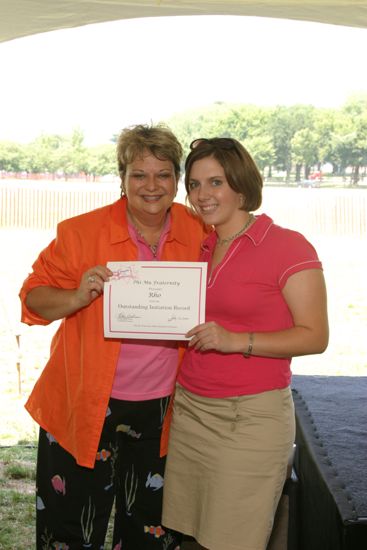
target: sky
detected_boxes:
[1,15,367,145]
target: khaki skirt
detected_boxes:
[162,384,295,550]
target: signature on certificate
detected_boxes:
[117,312,141,323]
[168,314,189,322]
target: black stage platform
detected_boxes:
[292,375,367,550]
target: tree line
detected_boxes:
[169,94,367,185]
[0,128,116,181]
[1,94,367,184]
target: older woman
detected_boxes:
[20,125,208,550]
[162,137,329,550]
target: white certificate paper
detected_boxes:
[103,261,207,340]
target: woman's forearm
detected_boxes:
[25,286,86,321]
[235,325,329,359]
[24,265,111,321]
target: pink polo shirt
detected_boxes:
[178,214,322,398]
[111,216,179,401]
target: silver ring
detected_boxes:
[88,276,96,283]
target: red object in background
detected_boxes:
[309,171,322,180]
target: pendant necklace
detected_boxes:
[216,213,255,246]
[149,243,158,256]
[128,211,162,257]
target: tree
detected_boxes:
[169,102,275,174]
[269,105,316,181]
[61,128,88,179]
[24,134,66,175]
[169,103,239,156]
[333,96,367,184]
[86,144,116,180]
[313,108,338,171]
[245,134,275,175]
[291,128,319,180]
[0,141,26,172]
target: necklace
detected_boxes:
[128,211,164,257]
[149,243,158,256]
[216,214,255,246]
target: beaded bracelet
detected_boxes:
[243,332,254,358]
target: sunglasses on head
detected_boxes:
[189,137,238,150]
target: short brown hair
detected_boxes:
[184,138,263,211]
[117,124,183,182]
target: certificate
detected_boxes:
[103,261,207,340]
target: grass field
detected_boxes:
[0,445,36,549]
[0,227,366,548]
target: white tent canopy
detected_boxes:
[1,0,367,43]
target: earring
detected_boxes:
[239,194,245,207]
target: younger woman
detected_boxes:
[162,137,329,550]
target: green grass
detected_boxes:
[0,491,35,549]
[0,444,37,549]
[0,443,115,549]
[4,461,36,481]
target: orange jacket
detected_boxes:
[20,198,208,468]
